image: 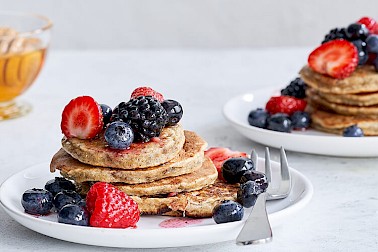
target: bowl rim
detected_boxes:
[0,11,53,36]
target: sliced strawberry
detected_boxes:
[308,39,358,79]
[357,17,378,34]
[205,147,247,180]
[265,96,307,115]
[130,87,164,102]
[61,96,104,139]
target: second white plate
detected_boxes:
[0,160,312,248]
[223,86,378,157]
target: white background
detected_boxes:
[1,0,378,49]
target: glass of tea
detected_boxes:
[0,12,52,120]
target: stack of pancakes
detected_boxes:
[300,65,378,135]
[50,124,238,218]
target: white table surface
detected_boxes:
[1,48,378,252]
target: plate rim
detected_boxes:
[0,161,313,248]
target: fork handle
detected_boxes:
[236,192,272,245]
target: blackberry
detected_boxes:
[322,28,347,44]
[281,77,307,99]
[112,96,168,142]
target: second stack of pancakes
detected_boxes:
[300,65,378,135]
[50,124,238,218]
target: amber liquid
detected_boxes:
[0,48,46,102]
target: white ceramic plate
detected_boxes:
[0,161,312,248]
[223,86,378,157]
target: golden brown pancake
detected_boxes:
[78,157,218,197]
[50,131,207,184]
[310,109,378,136]
[315,89,378,106]
[78,181,239,218]
[300,65,378,94]
[307,88,378,117]
[62,124,185,169]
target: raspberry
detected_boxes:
[265,96,307,116]
[130,87,164,102]
[86,182,140,228]
[357,17,378,34]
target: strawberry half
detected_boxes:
[308,39,358,79]
[265,96,307,115]
[205,147,247,180]
[61,96,104,139]
[86,182,140,228]
[130,87,164,102]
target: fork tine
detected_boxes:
[280,147,291,181]
[251,149,258,171]
[264,147,272,184]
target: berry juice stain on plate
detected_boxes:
[159,217,203,228]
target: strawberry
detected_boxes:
[308,39,358,79]
[130,87,164,102]
[357,16,378,34]
[86,182,140,228]
[204,147,247,180]
[61,96,104,139]
[265,96,307,115]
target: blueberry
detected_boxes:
[45,177,76,196]
[237,182,258,208]
[248,108,268,128]
[366,35,378,54]
[77,199,86,208]
[104,121,134,149]
[212,200,244,224]
[266,113,292,132]
[161,99,183,126]
[100,104,113,126]
[58,204,89,226]
[343,125,364,137]
[345,23,369,40]
[221,157,255,184]
[21,188,53,215]
[290,111,311,130]
[351,39,368,65]
[53,190,82,211]
[240,170,268,193]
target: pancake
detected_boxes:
[307,88,378,117]
[300,65,378,94]
[78,181,239,218]
[78,157,218,197]
[310,109,378,136]
[315,89,378,106]
[50,131,207,184]
[62,124,185,169]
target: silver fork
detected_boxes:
[236,146,291,245]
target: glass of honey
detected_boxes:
[0,12,52,120]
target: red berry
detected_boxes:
[265,96,307,115]
[86,182,140,228]
[61,96,104,139]
[357,16,378,34]
[130,87,164,102]
[308,40,358,79]
[204,147,247,180]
